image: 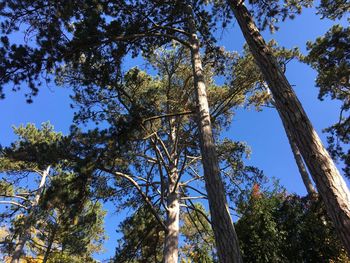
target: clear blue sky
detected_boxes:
[0,6,348,261]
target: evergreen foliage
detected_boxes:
[236,183,350,262]
[305,25,350,178]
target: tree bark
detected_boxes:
[163,118,180,263]
[229,0,350,253]
[270,97,317,196]
[11,166,50,263]
[186,7,243,263]
[285,125,317,196]
[163,180,180,263]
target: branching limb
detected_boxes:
[102,168,167,231]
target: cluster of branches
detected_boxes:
[0,0,349,262]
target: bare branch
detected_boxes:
[142,111,195,123]
[102,169,167,231]
[181,196,207,200]
[0,201,28,210]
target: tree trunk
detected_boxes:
[270,97,317,196]
[285,125,317,196]
[163,182,180,263]
[43,225,57,263]
[186,7,243,263]
[229,0,350,253]
[163,117,180,263]
[11,166,50,263]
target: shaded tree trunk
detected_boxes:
[11,166,50,263]
[187,7,243,263]
[43,225,58,263]
[229,0,350,253]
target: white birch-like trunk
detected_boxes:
[163,181,180,263]
[11,166,50,263]
[163,117,180,263]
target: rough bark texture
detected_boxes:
[163,118,180,263]
[11,166,50,263]
[187,8,243,263]
[230,0,350,253]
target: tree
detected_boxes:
[180,203,217,263]
[222,0,350,252]
[229,43,317,196]
[0,2,246,260]
[305,25,350,179]
[236,182,350,262]
[115,206,165,263]
[69,47,261,262]
[316,0,350,19]
[0,123,106,263]
[0,123,60,263]
[236,183,286,262]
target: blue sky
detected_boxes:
[0,6,349,261]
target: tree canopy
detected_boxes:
[1,0,350,262]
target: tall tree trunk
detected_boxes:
[163,178,180,263]
[186,7,243,263]
[270,97,317,196]
[11,166,50,263]
[229,0,350,253]
[163,117,180,263]
[285,125,317,196]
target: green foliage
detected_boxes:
[0,0,219,102]
[213,0,313,33]
[277,195,348,262]
[0,122,63,169]
[317,0,350,19]
[236,184,286,262]
[305,25,350,178]
[115,206,164,263]
[181,204,217,263]
[0,123,107,262]
[35,200,106,261]
[46,253,98,263]
[246,0,313,32]
[306,25,350,102]
[236,184,349,262]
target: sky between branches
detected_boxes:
[0,6,349,261]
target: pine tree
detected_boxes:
[0,123,106,262]
[222,0,350,252]
[305,25,350,179]
[0,3,247,260]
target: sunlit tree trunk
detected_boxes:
[269,96,317,196]
[163,173,180,263]
[163,117,180,263]
[11,166,50,263]
[229,0,350,253]
[285,126,317,196]
[186,7,243,263]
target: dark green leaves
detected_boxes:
[305,25,350,177]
